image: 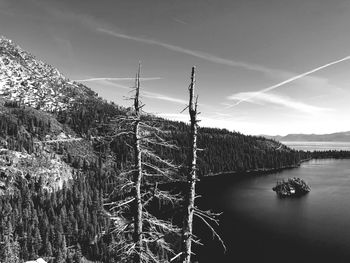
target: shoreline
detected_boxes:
[161,156,350,188]
[202,156,350,179]
[202,157,313,179]
[204,165,300,178]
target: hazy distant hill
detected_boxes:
[264,131,350,142]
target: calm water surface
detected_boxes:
[195,159,350,263]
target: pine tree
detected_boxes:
[45,241,53,257]
[32,226,42,256]
[1,222,20,263]
[2,238,20,263]
[73,243,83,263]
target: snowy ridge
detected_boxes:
[0,36,95,111]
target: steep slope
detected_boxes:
[0,36,96,111]
[0,37,103,193]
[0,99,84,194]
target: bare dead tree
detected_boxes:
[104,63,183,263]
[180,67,225,263]
[133,63,143,262]
[180,66,198,263]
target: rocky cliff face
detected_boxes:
[0,36,96,112]
[0,98,82,194]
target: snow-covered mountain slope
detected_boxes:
[0,36,96,111]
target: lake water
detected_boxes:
[195,159,350,263]
[282,141,350,151]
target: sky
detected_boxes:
[1,0,350,135]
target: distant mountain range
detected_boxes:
[263,131,350,142]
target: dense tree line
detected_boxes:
[311,150,350,159]
[55,98,308,177]
[0,102,62,155]
[0,166,118,263]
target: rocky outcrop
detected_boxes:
[0,36,96,112]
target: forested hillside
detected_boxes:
[56,96,306,176]
[0,91,308,262]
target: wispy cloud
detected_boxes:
[228,92,332,114]
[230,55,350,107]
[73,77,162,82]
[97,28,340,98]
[97,28,293,76]
[98,80,186,105]
[172,18,188,25]
[143,91,187,104]
[100,80,131,90]
[157,113,189,122]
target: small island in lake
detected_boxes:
[272,177,311,197]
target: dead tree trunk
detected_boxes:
[133,63,143,263]
[106,63,183,263]
[181,66,198,263]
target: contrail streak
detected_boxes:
[230,55,350,107]
[97,28,287,76]
[73,77,162,82]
